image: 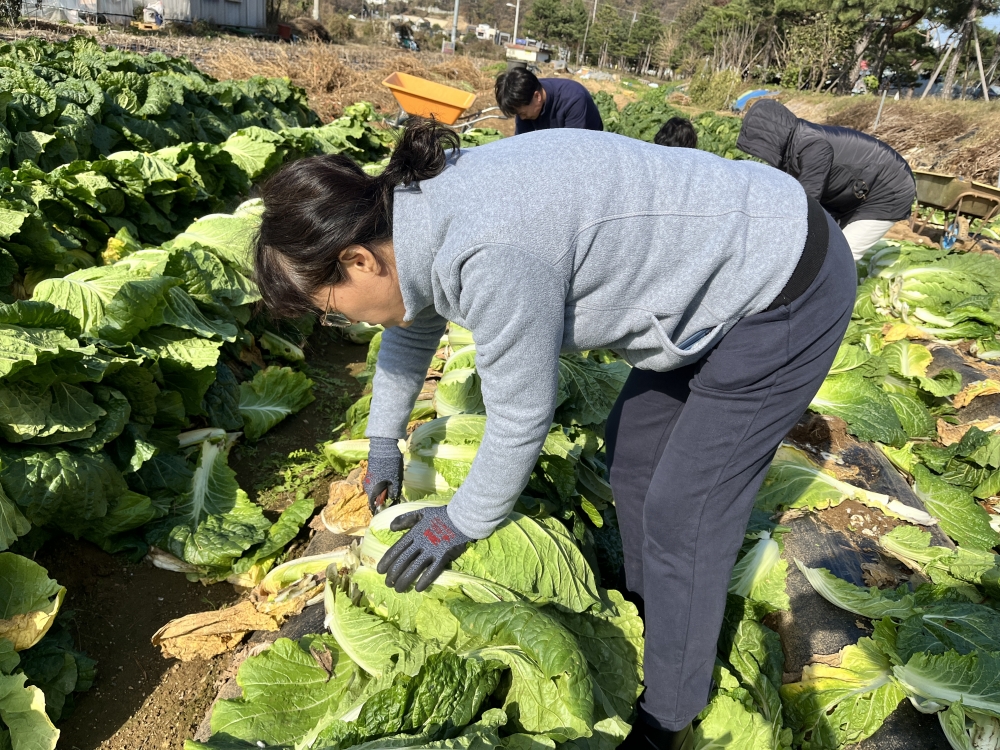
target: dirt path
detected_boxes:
[34,330,367,750]
[33,542,238,750]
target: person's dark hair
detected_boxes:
[494,67,542,117]
[253,118,461,319]
[654,117,698,149]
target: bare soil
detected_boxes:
[816,498,902,539]
[33,330,367,750]
[786,412,854,456]
[32,541,238,750]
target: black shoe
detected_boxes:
[621,719,693,750]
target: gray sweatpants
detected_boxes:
[605,211,856,731]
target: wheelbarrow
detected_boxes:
[381,72,506,131]
[909,170,1000,250]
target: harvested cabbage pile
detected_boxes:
[813,241,1000,449]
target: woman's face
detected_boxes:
[310,242,409,328]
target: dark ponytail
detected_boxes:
[253,118,461,319]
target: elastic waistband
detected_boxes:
[765,196,829,312]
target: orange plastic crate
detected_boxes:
[382,72,477,125]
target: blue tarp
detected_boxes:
[731,89,782,112]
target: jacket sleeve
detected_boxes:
[794,139,835,200]
[444,245,565,539]
[366,307,448,439]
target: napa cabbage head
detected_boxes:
[360,499,601,613]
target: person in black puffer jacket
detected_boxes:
[737,99,915,262]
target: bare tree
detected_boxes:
[986,34,1000,85]
[654,23,680,74]
[1,0,21,25]
[708,18,762,74]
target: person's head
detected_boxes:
[253,119,461,329]
[735,99,798,168]
[494,67,544,120]
[654,117,698,149]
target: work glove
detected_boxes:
[377,505,471,592]
[364,437,404,515]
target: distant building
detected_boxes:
[158,0,265,29]
[21,0,265,29]
[391,12,448,29]
[505,43,550,63]
[20,0,131,24]
[475,23,510,44]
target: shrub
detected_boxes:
[688,64,741,110]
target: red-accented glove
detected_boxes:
[376,505,471,592]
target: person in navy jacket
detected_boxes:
[495,67,603,134]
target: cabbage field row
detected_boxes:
[0,101,397,299]
[0,36,317,170]
[592,90,749,159]
[0,194,324,749]
[0,37,505,748]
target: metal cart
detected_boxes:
[910,170,1000,249]
[381,72,505,131]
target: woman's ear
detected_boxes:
[338,245,380,276]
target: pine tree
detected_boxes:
[522,0,565,41]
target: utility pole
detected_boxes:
[312,0,319,21]
[512,0,520,44]
[451,0,459,43]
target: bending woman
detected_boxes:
[252,122,856,749]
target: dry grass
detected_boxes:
[825,101,966,152]
[197,40,506,126]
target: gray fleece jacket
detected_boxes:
[367,129,809,539]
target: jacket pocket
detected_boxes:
[651,316,725,359]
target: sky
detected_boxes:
[929,15,1000,45]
